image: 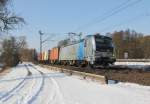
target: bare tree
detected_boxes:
[111,29,149,59]
[20,48,37,62]
[0,0,25,32]
[1,36,27,67]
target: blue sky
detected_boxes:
[11,0,150,51]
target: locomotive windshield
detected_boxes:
[95,35,113,52]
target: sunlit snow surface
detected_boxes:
[115,62,150,70]
[0,63,149,104]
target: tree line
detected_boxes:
[0,36,37,67]
[0,36,25,67]
[109,29,150,59]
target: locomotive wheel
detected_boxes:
[75,61,80,67]
[81,61,88,67]
[89,64,96,69]
[64,61,67,66]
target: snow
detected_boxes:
[0,64,28,103]
[0,63,149,104]
[115,62,150,66]
[114,62,150,70]
[54,75,150,104]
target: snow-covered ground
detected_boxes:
[115,62,150,66]
[0,63,149,104]
[114,62,150,70]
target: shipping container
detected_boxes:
[44,51,48,61]
[48,50,51,60]
[50,47,59,63]
[42,52,45,61]
[38,53,42,61]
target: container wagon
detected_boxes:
[38,53,42,62]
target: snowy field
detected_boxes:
[114,62,150,70]
[0,63,149,104]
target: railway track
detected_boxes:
[19,64,44,104]
[27,64,65,104]
[0,68,31,103]
[0,64,45,104]
[0,63,66,104]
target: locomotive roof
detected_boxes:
[55,34,112,48]
[86,34,111,39]
[59,39,84,48]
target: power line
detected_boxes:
[100,12,150,33]
[74,0,131,32]
[74,0,143,32]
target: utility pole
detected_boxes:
[38,31,55,53]
[39,30,44,53]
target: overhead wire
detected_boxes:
[74,0,143,32]
[100,12,150,33]
[73,0,131,32]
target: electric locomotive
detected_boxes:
[59,34,116,66]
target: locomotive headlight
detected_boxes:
[107,49,110,52]
[113,53,115,57]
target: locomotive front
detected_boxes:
[84,34,116,66]
[94,35,116,65]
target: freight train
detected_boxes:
[38,34,116,67]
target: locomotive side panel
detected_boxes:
[84,36,95,64]
[59,43,79,61]
[59,40,86,61]
[77,41,84,60]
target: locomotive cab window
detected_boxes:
[95,35,113,52]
